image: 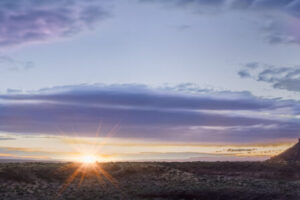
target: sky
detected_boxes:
[0,0,300,162]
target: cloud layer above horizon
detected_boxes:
[0,84,299,143]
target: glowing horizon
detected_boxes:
[0,133,295,162]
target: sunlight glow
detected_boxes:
[81,155,97,164]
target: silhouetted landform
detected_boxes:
[269,138,300,163]
[0,161,300,200]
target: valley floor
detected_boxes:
[0,161,299,200]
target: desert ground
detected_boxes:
[0,161,300,200]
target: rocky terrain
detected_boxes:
[0,161,300,200]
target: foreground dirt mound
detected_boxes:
[0,162,299,200]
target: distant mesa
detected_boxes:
[268,138,300,163]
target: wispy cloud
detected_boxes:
[238,63,300,93]
[0,55,34,71]
[140,0,300,45]
[0,152,49,160]
[0,136,16,141]
[0,0,110,47]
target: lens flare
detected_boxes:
[56,123,120,197]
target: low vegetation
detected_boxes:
[0,162,300,200]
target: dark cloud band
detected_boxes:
[0,84,299,142]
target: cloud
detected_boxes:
[0,84,275,111]
[245,62,259,69]
[0,136,16,141]
[0,84,299,142]
[238,63,300,92]
[142,0,300,15]
[140,0,225,8]
[227,148,256,152]
[6,89,22,94]
[0,0,109,47]
[140,0,300,45]
[141,0,300,13]
[0,55,34,71]
[238,70,251,78]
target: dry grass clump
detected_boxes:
[0,166,34,182]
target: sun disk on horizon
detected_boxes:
[81,155,97,164]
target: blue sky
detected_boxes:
[0,0,300,161]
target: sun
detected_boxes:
[81,155,97,164]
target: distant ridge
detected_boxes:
[269,138,300,163]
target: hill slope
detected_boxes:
[269,139,300,163]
